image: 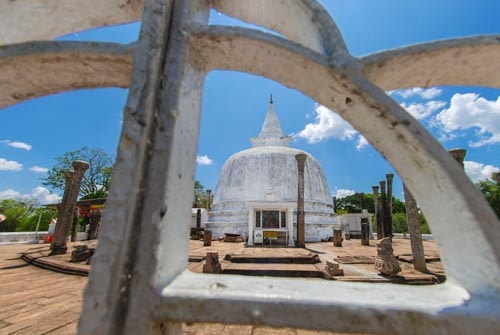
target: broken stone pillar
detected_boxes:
[50,160,89,255]
[295,153,307,248]
[375,237,401,276]
[196,208,201,228]
[372,185,382,239]
[324,260,344,278]
[70,244,92,263]
[403,184,427,272]
[333,228,343,247]
[361,222,370,246]
[344,232,350,240]
[448,148,467,168]
[203,229,212,246]
[203,252,221,273]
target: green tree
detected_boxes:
[41,147,114,199]
[392,212,408,234]
[476,178,500,218]
[193,180,212,208]
[419,212,431,234]
[16,207,55,232]
[0,199,37,232]
[336,192,405,214]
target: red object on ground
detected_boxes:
[44,235,53,243]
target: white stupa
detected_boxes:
[205,97,337,245]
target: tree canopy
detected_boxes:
[193,180,212,208]
[476,177,500,218]
[41,147,114,199]
[335,192,406,214]
[0,199,55,232]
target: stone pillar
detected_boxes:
[206,189,212,211]
[50,160,89,255]
[287,208,295,246]
[372,185,382,239]
[361,222,369,246]
[247,209,255,246]
[333,228,342,247]
[448,148,466,168]
[379,180,387,239]
[70,208,79,242]
[203,230,212,246]
[386,174,394,239]
[403,184,427,272]
[374,237,401,276]
[196,209,201,228]
[203,252,221,273]
[295,153,307,248]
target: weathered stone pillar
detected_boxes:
[333,228,342,247]
[50,160,89,255]
[203,230,212,246]
[448,148,467,168]
[379,180,388,239]
[196,208,201,228]
[203,252,221,273]
[206,189,212,211]
[372,185,382,239]
[70,208,79,242]
[375,237,401,276]
[361,222,370,246]
[88,208,101,240]
[295,153,307,248]
[403,183,427,272]
[386,173,394,239]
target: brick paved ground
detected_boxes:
[0,238,443,334]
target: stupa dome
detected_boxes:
[206,98,337,243]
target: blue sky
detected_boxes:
[0,1,499,205]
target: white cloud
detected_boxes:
[30,166,49,173]
[0,140,32,151]
[464,161,499,183]
[0,186,60,205]
[435,93,500,147]
[356,136,369,151]
[390,87,442,99]
[400,100,446,120]
[296,104,357,143]
[30,186,61,204]
[196,155,213,165]
[333,188,356,199]
[0,158,23,171]
[0,189,21,199]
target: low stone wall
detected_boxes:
[0,231,89,244]
[0,231,48,244]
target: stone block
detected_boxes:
[203,252,222,274]
[324,260,344,277]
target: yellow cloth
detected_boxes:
[264,231,278,238]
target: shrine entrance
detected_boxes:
[246,202,295,246]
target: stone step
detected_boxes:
[225,253,321,264]
[222,262,325,278]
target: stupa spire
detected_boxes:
[250,97,292,148]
